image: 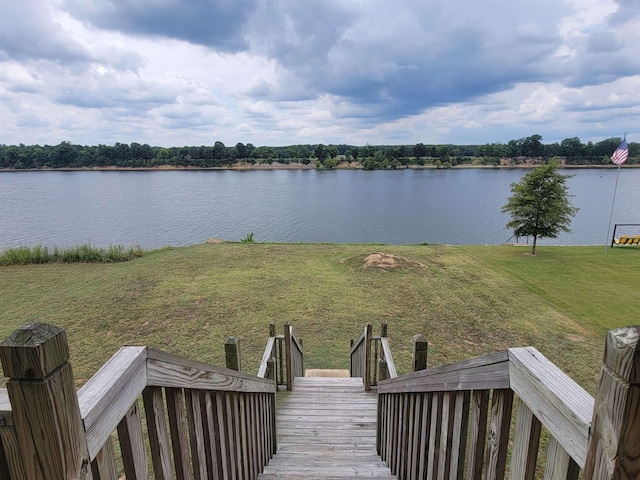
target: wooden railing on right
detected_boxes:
[377,326,640,480]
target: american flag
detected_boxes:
[611,139,629,165]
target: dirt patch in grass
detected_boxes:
[341,252,429,271]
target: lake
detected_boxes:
[1,168,639,248]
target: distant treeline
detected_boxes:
[0,135,637,170]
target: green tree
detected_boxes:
[502,163,578,255]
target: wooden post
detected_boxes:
[269,321,275,338]
[364,323,373,392]
[584,326,640,479]
[379,357,389,382]
[284,323,293,391]
[381,322,388,338]
[0,323,94,480]
[225,336,241,371]
[412,334,428,372]
[266,357,275,381]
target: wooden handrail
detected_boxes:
[508,347,593,468]
[1,323,277,480]
[77,346,147,459]
[350,323,373,390]
[379,337,398,379]
[376,343,604,479]
[257,336,276,379]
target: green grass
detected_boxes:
[1,243,637,392]
[0,243,145,265]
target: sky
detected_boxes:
[1,0,639,148]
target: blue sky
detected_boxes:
[1,0,639,147]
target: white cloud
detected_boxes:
[0,0,639,147]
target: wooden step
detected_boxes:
[258,377,396,480]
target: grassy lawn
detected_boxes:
[1,243,637,393]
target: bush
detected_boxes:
[0,244,145,265]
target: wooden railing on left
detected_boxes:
[0,322,277,480]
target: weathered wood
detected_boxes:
[510,399,542,480]
[364,323,372,391]
[449,390,470,479]
[213,391,231,480]
[143,386,173,480]
[417,393,431,480]
[466,390,489,480]
[224,393,238,480]
[165,388,193,480]
[380,338,398,379]
[269,321,275,338]
[584,326,640,479]
[0,423,26,480]
[185,389,208,480]
[262,377,395,479]
[426,392,443,480]
[224,336,242,372]
[285,323,294,391]
[78,346,147,459]
[0,322,94,480]
[544,437,579,480]
[381,321,388,338]
[379,350,510,394]
[117,400,148,480]
[412,334,428,372]
[257,337,275,378]
[203,392,221,479]
[90,435,118,480]
[509,347,593,468]
[146,348,276,393]
[484,389,513,480]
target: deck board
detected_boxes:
[258,377,396,479]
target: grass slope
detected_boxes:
[1,244,637,392]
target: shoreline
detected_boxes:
[0,162,636,172]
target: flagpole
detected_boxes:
[604,164,622,253]
[604,132,627,253]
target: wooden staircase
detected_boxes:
[258,376,396,479]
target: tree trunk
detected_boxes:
[531,235,538,255]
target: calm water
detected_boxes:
[1,168,639,248]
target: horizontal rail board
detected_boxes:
[77,346,147,459]
[379,350,510,393]
[258,337,276,378]
[350,328,367,355]
[147,348,276,393]
[508,347,593,468]
[380,338,397,378]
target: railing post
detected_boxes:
[225,336,242,371]
[350,339,354,377]
[412,334,428,372]
[0,323,94,480]
[584,326,640,479]
[381,322,388,338]
[266,357,275,381]
[379,357,388,382]
[269,321,275,338]
[364,323,373,392]
[284,323,293,391]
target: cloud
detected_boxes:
[1,0,640,147]
[62,0,257,52]
[0,0,91,63]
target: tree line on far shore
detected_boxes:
[0,134,636,170]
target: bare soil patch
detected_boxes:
[361,252,428,270]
